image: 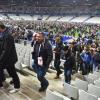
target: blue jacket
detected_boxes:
[80,52,92,64]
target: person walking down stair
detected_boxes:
[53,36,63,79]
[32,32,53,92]
[0,23,20,93]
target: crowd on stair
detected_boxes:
[0,21,100,94]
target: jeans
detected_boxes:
[32,63,49,88]
[81,63,91,75]
[93,62,100,72]
[64,67,72,84]
[0,65,20,88]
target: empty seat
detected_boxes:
[84,73,99,84]
[15,62,22,70]
[88,73,99,79]
[93,71,100,77]
[46,89,63,100]
[73,78,88,91]
[79,89,98,100]
[94,79,100,87]
[23,59,30,66]
[63,82,79,100]
[53,91,71,100]
[88,84,100,98]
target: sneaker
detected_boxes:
[9,80,14,85]
[59,70,62,75]
[39,84,49,92]
[55,71,62,79]
[9,88,20,93]
[54,76,60,79]
[39,87,45,92]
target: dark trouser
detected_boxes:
[54,59,62,76]
[64,67,72,84]
[32,63,49,88]
[0,68,5,87]
[0,64,20,88]
[81,63,91,75]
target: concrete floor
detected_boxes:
[0,68,65,100]
[0,67,84,100]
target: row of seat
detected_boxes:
[64,79,100,99]
[15,43,32,70]
[15,43,100,100]
[46,71,100,100]
[46,78,100,100]
[46,89,71,100]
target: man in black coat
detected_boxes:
[0,23,20,93]
[63,46,75,84]
[32,32,53,92]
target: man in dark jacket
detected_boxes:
[32,32,53,92]
[63,46,75,84]
[53,36,63,79]
[0,23,20,93]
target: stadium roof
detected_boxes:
[0,0,99,6]
[0,0,99,15]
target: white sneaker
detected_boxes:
[3,81,9,89]
[9,88,20,93]
[0,86,5,90]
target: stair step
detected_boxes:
[0,90,11,100]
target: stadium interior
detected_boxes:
[0,0,100,100]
